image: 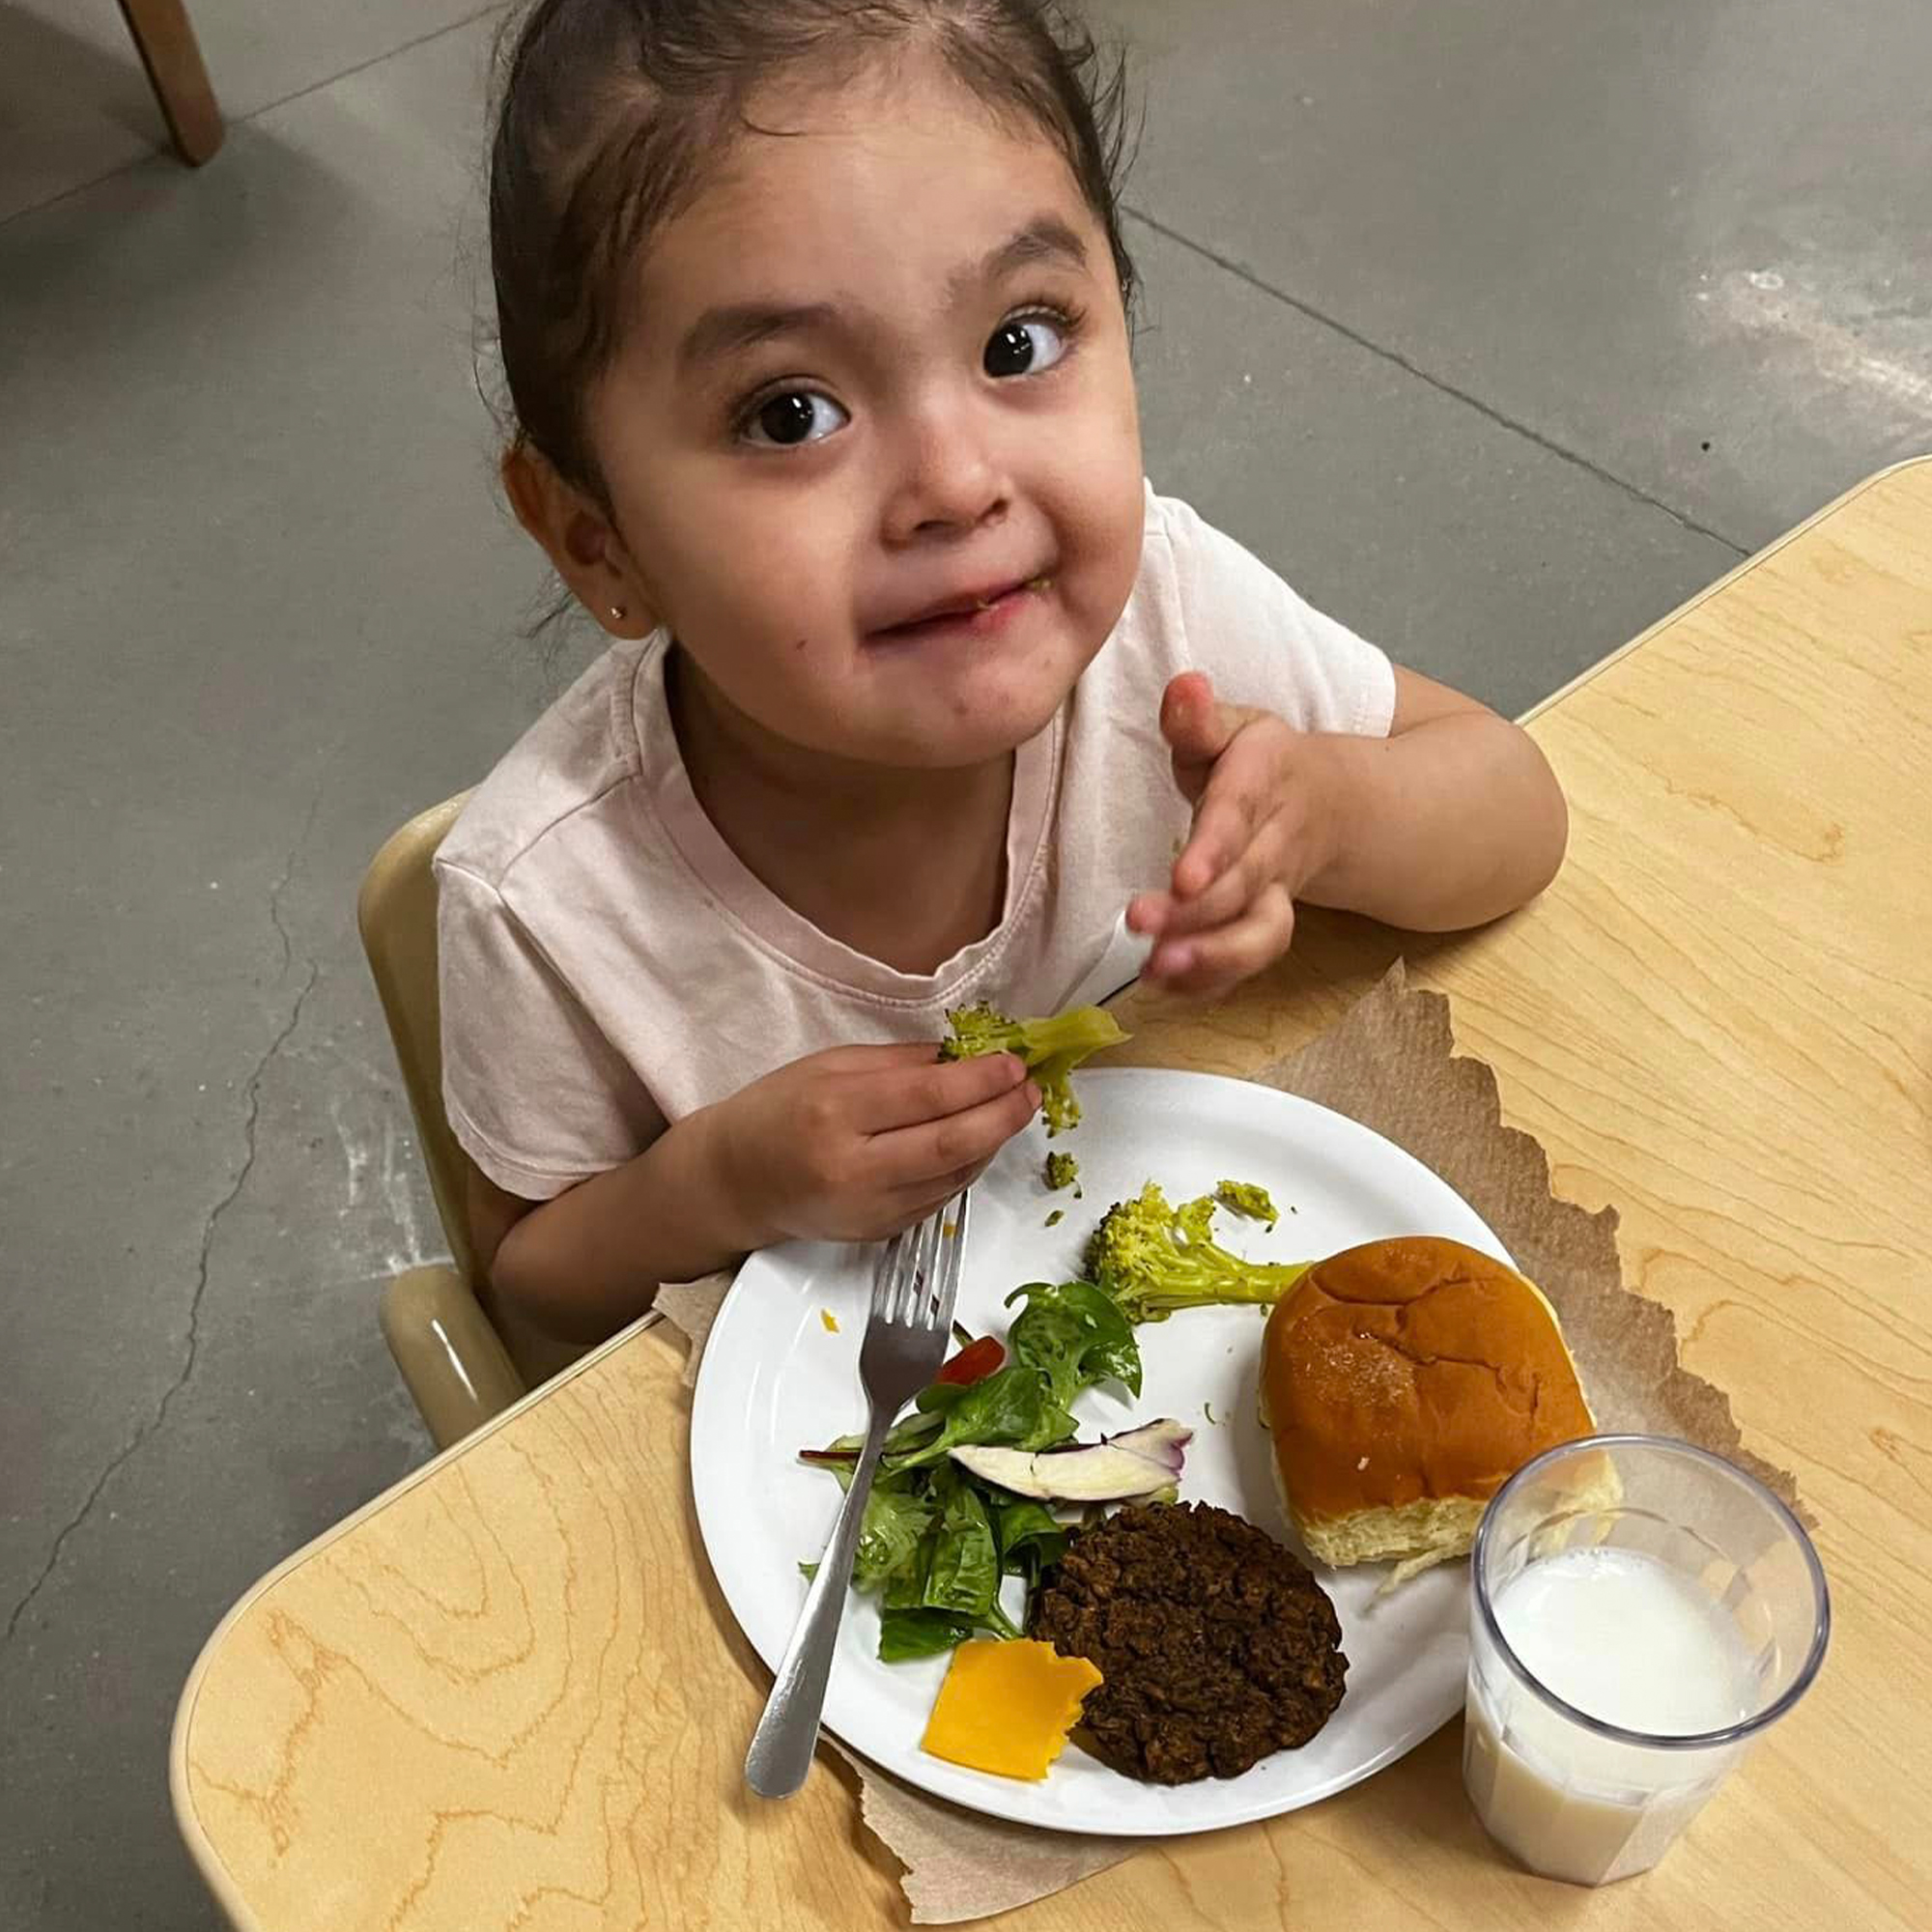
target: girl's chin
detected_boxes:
[727,633,1093,769]
[865,687,1070,768]
[858,643,1090,765]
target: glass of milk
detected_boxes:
[1463,1434,1829,1886]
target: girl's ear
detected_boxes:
[499,442,659,638]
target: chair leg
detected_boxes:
[116,0,223,167]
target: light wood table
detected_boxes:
[174,460,1932,1930]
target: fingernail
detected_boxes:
[1024,1080,1042,1110]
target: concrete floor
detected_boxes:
[2,2,1927,1925]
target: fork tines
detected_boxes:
[872,1190,971,1330]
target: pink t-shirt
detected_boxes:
[437,487,1395,1200]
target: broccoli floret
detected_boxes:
[1084,1181,1308,1324]
[940,1002,1127,1135]
[1215,1179,1278,1226]
[1044,1151,1079,1190]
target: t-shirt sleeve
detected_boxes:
[1152,491,1396,737]
[436,860,664,1201]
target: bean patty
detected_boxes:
[1029,1501,1348,1783]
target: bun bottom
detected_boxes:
[1302,1495,1485,1575]
[1259,1360,1621,1587]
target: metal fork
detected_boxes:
[744,1189,972,1799]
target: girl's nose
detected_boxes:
[880,403,1009,545]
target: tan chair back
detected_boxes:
[356,793,478,1286]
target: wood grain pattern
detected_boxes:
[174,460,1932,1929]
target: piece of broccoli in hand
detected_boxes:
[1044,1151,1080,1190]
[1085,1181,1309,1324]
[940,1002,1127,1135]
[1214,1179,1278,1226]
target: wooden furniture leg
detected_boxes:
[116,0,223,166]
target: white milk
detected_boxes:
[1463,1546,1759,1885]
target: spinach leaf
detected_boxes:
[895,1362,1072,1468]
[913,1378,972,1417]
[852,1480,934,1593]
[1006,1279,1143,1408]
[885,1407,947,1450]
[921,1481,1001,1618]
[993,1498,1068,1580]
[876,1608,976,1662]
[881,1567,925,1610]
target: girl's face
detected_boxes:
[585,55,1145,770]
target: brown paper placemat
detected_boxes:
[656,960,1809,1923]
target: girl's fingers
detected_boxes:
[885,1157,997,1227]
[1162,676,1265,809]
[853,1050,1029,1132]
[1130,811,1277,937]
[1147,882,1296,995]
[867,1075,1042,1185]
[1155,817,1294,941]
[846,1151,997,1244]
[1171,738,1283,899]
[810,1039,952,1079]
[1126,888,1176,937]
[1158,671,1236,775]
[1161,675,1275,809]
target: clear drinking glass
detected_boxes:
[1463,1434,1829,1887]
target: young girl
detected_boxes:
[438,0,1568,1348]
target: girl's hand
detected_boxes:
[703,1043,1040,1247]
[1126,670,1344,1000]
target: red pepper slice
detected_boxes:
[933,1335,1005,1387]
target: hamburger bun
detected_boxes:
[1260,1236,1596,1577]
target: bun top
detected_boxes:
[1262,1236,1593,1526]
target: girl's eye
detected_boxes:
[741,389,848,448]
[983,314,1070,379]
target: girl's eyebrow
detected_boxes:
[678,299,840,372]
[953,213,1091,300]
[676,215,1091,372]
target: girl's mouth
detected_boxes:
[869,575,1055,645]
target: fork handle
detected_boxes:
[744,1408,890,1798]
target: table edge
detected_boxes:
[1517,453,1932,725]
[166,1311,671,1931]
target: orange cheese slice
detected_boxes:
[919,1638,1103,1780]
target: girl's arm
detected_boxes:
[1299,667,1569,931]
[468,1109,755,1346]
[467,1043,1039,1346]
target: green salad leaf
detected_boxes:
[852,1479,934,1594]
[893,1361,1072,1469]
[993,1498,1069,1582]
[876,1608,979,1662]
[1006,1278,1142,1408]
[920,1479,1001,1620]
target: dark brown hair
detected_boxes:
[487,0,1136,500]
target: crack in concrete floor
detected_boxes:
[3,804,323,1649]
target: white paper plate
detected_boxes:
[691,1067,1508,1835]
